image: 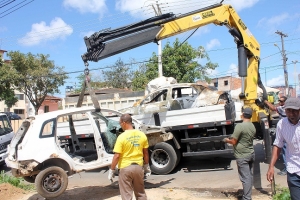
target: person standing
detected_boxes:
[108,113,151,200]
[223,107,256,200]
[264,96,287,119]
[264,96,287,175]
[267,97,300,200]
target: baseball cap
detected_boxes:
[284,98,300,110]
[243,107,253,116]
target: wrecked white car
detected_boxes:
[5,107,159,198]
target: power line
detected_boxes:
[0,0,34,19]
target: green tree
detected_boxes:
[74,73,107,94]
[131,62,156,91]
[131,38,218,90]
[5,51,68,115]
[0,55,18,111]
[102,58,133,89]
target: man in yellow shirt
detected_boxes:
[108,113,150,200]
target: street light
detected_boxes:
[274,43,289,96]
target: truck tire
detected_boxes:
[150,142,177,175]
[23,175,36,183]
[35,166,68,199]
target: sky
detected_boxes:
[0,0,300,98]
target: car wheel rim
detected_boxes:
[43,173,62,192]
[151,149,170,169]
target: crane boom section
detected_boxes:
[156,4,259,58]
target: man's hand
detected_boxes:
[108,169,115,182]
[143,164,151,177]
[223,138,228,143]
[266,167,274,183]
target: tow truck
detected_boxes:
[82,1,273,164]
[5,2,274,198]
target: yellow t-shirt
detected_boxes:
[113,129,149,169]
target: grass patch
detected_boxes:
[0,170,35,191]
[273,185,290,200]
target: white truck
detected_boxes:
[0,113,14,165]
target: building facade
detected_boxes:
[209,76,242,91]
[63,88,145,114]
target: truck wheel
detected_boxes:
[150,142,177,175]
[23,175,36,183]
[35,166,68,199]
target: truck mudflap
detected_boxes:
[147,131,174,147]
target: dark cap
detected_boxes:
[243,107,253,116]
[284,98,300,110]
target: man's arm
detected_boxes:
[264,100,277,111]
[143,148,149,164]
[266,146,281,182]
[223,137,237,145]
[111,153,120,170]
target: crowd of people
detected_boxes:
[107,96,300,200]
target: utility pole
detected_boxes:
[292,60,298,97]
[152,1,163,77]
[275,30,289,96]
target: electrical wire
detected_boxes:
[0,0,34,18]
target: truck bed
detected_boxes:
[133,102,242,127]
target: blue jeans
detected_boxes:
[287,172,300,200]
[236,153,255,200]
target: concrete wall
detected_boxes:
[63,91,145,112]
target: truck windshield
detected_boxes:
[0,114,13,136]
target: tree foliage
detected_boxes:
[5,51,68,114]
[74,73,107,94]
[0,55,18,110]
[102,58,133,89]
[131,38,218,91]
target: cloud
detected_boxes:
[258,13,289,33]
[207,68,218,77]
[267,75,284,86]
[63,0,107,14]
[206,39,220,50]
[223,0,259,11]
[0,26,7,33]
[18,18,73,46]
[227,63,238,77]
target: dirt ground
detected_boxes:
[0,182,273,200]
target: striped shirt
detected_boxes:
[274,118,300,175]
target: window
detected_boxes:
[214,82,218,87]
[15,94,24,100]
[14,109,24,114]
[40,119,56,138]
[224,80,228,86]
[44,105,49,113]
